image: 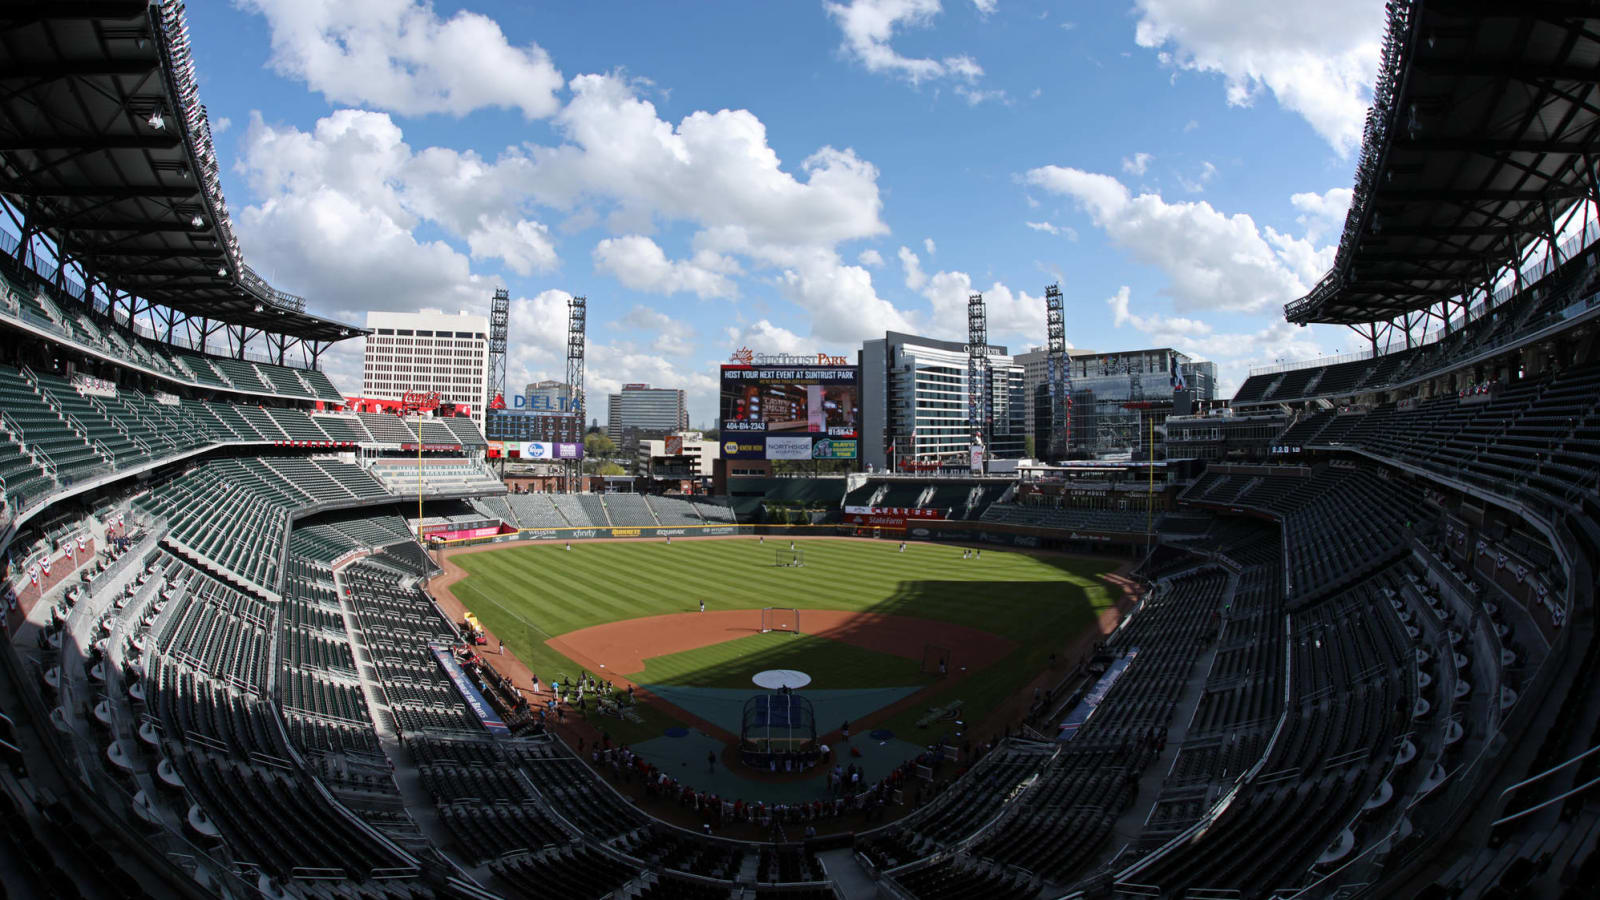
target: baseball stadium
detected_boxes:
[0,3,1597,900]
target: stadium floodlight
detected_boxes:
[216,265,227,276]
[147,110,165,130]
[190,215,204,228]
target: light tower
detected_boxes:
[488,287,509,411]
[1045,283,1070,460]
[565,296,586,492]
[967,292,988,473]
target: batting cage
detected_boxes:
[739,691,818,770]
[774,547,805,567]
[761,606,800,634]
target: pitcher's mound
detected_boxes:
[752,669,811,690]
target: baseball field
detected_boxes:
[441,537,1125,750]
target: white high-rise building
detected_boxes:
[362,309,491,427]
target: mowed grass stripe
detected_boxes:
[452,539,1105,639]
[450,538,1119,743]
[632,632,930,691]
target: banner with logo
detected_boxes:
[428,644,509,734]
[665,435,684,456]
[766,436,813,460]
[520,441,583,460]
[810,438,857,459]
[844,506,945,519]
[721,437,768,459]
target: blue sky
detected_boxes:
[185,0,1390,425]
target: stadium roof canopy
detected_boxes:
[1287,0,1600,326]
[0,0,360,343]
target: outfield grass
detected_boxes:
[632,631,931,691]
[449,538,1119,742]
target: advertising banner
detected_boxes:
[424,525,505,541]
[766,436,814,460]
[845,513,912,528]
[665,435,684,456]
[843,506,944,519]
[429,644,509,734]
[519,441,583,460]
[810,438,858,459]
[722,437,768,459]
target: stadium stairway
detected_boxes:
[815,847,878,899]
[1103,574,1234,861]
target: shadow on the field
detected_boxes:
[645,567,1118,739]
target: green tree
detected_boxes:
[585,432,617,457]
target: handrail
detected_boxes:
[1494,741,1600,808]
[1493,773,1600,829]
[87,394,150,455]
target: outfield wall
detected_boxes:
[425,517,1147,557]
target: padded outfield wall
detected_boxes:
[425,518,1148,558]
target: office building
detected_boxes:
[606,384,689,440]
[860,331,1027,471]
[1015,345,1096,454]
[362,309,491,427]
[636,431,719,483]
[1065,348,1217,458]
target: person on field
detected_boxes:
[700,598,706,614]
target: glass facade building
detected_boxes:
[1064,349,1217,458]
[860,331,1027,470]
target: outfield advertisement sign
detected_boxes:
[766,436,813,460]
[811,438,857,459]
[519,441,583,459]
[502,525,742,542]
[844,506,944,519]
[722,435,860,460]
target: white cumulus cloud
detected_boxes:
[823,0,984,85]
[898,245,928,290]
[592,235,739,299]
[240,0,564,118]
[1131,0,1385,154]
[1024,164,1315,313]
